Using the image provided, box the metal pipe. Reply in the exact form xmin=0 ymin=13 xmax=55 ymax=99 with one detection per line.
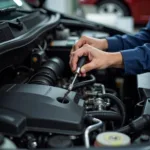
xmin=84 ymin=118 xmax=103 ymax=148
xmin=99 ymin=84 xmax=110 ymax=107
xmin=100 ymin=84 xmax=105 ymax=94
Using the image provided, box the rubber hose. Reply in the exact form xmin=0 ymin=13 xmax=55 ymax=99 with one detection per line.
xmin=117 ymin=125 xmax=131 ymax=134
xmin=117 ymin=115 xmax=150 ymax=134
xmin=29 ymin=57 xmax=64 ymax=86
xmin=72 ymin=74 xmax=96 ymax=90
xmin=86 ymin=110 xmax=122 ymax=122
xmin=99 ymin=93 xmax=126 ymax=126
xmin=105 ymin=88 xmax=117 ymax=96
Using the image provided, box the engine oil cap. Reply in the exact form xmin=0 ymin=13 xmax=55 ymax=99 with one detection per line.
xmin=94 ymin=132 xmax=131 ymax=147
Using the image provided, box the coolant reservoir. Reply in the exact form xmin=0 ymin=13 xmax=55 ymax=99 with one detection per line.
xmin=94 ymin=132 xmax=131 ymax=147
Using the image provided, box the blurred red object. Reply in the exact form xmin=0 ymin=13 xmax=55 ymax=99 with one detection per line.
xmin=78 ymin=0 xmax=150 ymax=25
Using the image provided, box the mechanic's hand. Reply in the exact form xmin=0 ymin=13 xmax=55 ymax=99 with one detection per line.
xmin=70 ymin=44 xmax=123 ymax=76
xmin=71 ymin=36 xmax=108 ymax=53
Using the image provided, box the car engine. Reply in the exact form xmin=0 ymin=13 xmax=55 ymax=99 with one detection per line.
xmin=0 ymin=6 xmax=150 ymax=150
xmin=0 ymin=57 xmax=126 ymax=149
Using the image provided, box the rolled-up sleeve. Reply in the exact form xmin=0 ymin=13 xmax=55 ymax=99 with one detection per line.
xmin=120 ymin=43 xmax=150 ymax=74
xmin=106 ymin=21 xmax=150 ymax=52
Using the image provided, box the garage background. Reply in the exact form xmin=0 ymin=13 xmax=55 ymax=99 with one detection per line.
xmin=42 ymin=0 xmax=147 ymax=34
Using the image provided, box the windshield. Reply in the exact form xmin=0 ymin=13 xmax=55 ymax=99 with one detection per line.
xmin=0 ymin=0 xmax=32 ymax=11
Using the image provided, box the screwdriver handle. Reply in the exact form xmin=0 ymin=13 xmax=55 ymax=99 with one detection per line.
xmin=69 ymin=56 xmax=88 ymax=90
xmin=77 ymin=56 xmax=88 ymax=68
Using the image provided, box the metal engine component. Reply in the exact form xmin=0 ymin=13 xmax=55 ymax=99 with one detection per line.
xmin=94 ymin=98 xmax=105 ymax=111
xmin=21 ymin=134 xmax=37 ymax=149
xmin=84 ymin=83 xmax=111 ymax=111
xmin=59 ymin=78 xmax=113 ymax=112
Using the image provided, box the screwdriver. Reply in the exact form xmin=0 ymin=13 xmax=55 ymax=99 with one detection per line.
xmin=62 ymin=56 xmax=88 ymax=102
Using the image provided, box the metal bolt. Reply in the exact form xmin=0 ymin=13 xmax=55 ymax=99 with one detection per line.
xmin=28 ymin=141 xmax=37 ymax=149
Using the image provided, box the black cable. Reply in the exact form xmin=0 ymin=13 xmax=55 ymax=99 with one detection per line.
xmin=99 ymin=93 xmax=126 ymax=127
xmin=15 ymin=66 xmax=33 ymax=72
xmin=38 ymin=40 xmax=47 ymax=51
xmin=105 ymin=88 xmax=117 ymax=96
xmin=86 ymin=110 xmax=122 ymax=122
xmin=0 ymin=65 xmax=14 ymax=74
xmin=72 ymin=74 xmax=96 ymax=90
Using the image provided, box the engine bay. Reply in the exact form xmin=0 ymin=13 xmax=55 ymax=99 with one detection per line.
xmin=0 ymin=6 xmax=150 ymax=149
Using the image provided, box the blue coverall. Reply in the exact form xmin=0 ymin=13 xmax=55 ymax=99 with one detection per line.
xmin=106 ymin=21 xmax=150 ymax=75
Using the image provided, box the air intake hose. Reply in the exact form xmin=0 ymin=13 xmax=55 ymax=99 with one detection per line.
xmin=29 ymin=57 xmax=64 ymax=86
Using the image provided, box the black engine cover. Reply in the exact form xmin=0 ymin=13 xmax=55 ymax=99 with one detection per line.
xmin=0 ymin=84 xmax=85 ymax=137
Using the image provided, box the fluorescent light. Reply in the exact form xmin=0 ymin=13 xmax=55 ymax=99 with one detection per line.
xmin=13 ymin=0 xmax=23 ymax=6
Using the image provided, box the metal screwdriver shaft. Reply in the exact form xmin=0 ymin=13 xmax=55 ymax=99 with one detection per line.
xmin=68 ymin=73 xmax=78 ymax=91
xmin=62 ymin=56 xmax=87 ymax=102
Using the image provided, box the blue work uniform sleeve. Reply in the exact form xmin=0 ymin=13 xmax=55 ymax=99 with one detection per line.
xmin=106 ymin=21 xmax=150 ymax=52
xmin=120 ymin=43 xmax=150 ymax=75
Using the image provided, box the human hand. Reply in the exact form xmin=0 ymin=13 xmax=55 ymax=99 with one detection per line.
xmin=70 ymin=44 xmax=123 ymax=76
xmin=71 ymin=36 xmax=108 ymax=53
